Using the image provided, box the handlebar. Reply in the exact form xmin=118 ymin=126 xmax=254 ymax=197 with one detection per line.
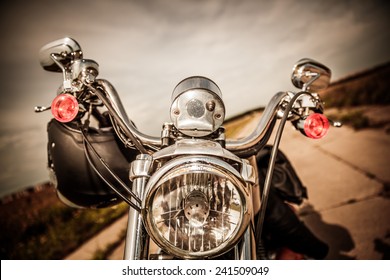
xmin=38 ymin=37 xmax=332 ymax=158
xmin=87 ymin=80 xmax=159 ymax=154
xmin=38 ymin=39 xmax=333 ymax=158
xmin=92 ymin=79 xmax=290 ymax=157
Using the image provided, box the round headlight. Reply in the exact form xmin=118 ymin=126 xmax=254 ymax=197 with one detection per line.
xmin=143 ymin=156 xmax=251 ymax=259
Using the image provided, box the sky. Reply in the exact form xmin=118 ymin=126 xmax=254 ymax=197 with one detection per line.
xmin=0 ymin=0 xmax=389 ymax=197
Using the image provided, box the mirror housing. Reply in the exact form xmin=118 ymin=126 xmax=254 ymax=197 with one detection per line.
xmin=291 ymin=58 xmax=331 ymax=91
xmin=39 ymin=37 xmax=83 ymax=72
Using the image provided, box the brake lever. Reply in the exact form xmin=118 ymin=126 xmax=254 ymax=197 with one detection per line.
xmin=34 ymin=105 xmax=51 ymax=113
xmin=328 ymin=118 xmax=343 ymax=127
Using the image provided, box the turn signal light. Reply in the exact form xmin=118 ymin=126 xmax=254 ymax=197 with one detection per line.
xmin=303 ymin=113 xmax=329 ymax=139
xmin=51 ymin=94 xmax=79 ymax=123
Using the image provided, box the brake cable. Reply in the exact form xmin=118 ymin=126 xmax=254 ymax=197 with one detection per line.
xmin=255 ymin=91 xmax=313 ymax=258
xmin=79 ymin=121 xmax=141 ymax=212
xmin=86 ymin=84 xmax=149 ymax=154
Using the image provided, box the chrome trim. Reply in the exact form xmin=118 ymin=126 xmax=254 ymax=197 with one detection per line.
xmin=291 ymin=58 xmax=331 ymax=91
xmin=71 ymin=59 xmax=99 ymax=84
xmin=172 ymin=76 xmax=222 ymax=101
xmin=240 ymin=159 xmax=256 ymax=184
xmin=39 ymin=37 xmax=83 ymax=72
xmin=34 ymin=105 xmax=51 ymax=113
xmin=143 ymin=156 xmax=249 ymax=200
xmin=129 ymin=154 xmax=153 ymax=181
xmin=153 ymin=138 xmax=243 ymax=164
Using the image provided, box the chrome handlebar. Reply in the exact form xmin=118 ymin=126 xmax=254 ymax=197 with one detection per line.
xmin=226 ymin=91 xmax=288 ymax=156
xmin=94 ymin=80 xmax=161 ymax=149
xmin=38 ymin=37 xmax=332 ymax=157
xmin=93 ymin=78 xmax=289 ymax=157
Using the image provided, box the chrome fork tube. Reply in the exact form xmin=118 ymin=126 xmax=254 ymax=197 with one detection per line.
xmin=236 ymin=226 xmax=257 ymax=260
xmin=124 ymin=178 xmax=147 ymax=260
xmin=124 ymin=154 xmax=153 ymax=260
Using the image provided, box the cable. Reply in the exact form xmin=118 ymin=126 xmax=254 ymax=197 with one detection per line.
xmin=80 ymin=126 xmax=142 ymax=210
xmin=255 ymin=91 xmax=312 ymax=258
xmin=86 ymin=85 xmax=149 ymax=154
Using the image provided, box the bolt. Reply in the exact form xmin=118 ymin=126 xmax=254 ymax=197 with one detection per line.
xmin=206 ymin=100 xmax=216 ymax=111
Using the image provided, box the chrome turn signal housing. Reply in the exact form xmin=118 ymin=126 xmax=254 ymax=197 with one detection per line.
xmin=142 ymin=156 xmax=252 ymax=259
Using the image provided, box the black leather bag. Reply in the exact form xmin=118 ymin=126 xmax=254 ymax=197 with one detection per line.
xmin=47 ymin=119 xmax=138 ymax=208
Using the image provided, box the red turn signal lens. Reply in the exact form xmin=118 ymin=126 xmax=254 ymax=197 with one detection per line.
xmin=51 ymin=94 xmax=79 ymax=123
xmin=303 ymin=113 xmax=329 ymax=139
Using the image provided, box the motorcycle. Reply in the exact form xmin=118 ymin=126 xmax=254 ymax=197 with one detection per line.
xmin=35 ymin=37 xmax=339 ymax=260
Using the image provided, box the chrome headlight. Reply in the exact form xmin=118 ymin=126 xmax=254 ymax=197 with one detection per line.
xmin=142 ymin=156 xmax=252 ymax=259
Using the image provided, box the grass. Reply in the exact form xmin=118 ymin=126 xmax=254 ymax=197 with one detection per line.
xmin=327 ymin=109 xmax=371 ymax=130
xmin=321 ymin=62 xmax=390 ymax=108
xmin=0 ymin=196 xmax=129 ymax=260
xmin=224 ymin=110 xmax=263 ymax=138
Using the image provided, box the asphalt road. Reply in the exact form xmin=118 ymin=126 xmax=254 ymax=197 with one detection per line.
xmin=275 ymin=119 xmax=390 ymax=259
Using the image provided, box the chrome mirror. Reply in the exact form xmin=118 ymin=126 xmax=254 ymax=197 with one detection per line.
xmin=291 ymin=58 xmax=331 ymax=91
xmin=39 ymin=37 xmax=83 ymax=72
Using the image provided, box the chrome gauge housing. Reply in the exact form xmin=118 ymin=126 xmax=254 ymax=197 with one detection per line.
xmin=142 ymin=156 xmax=252 ymax=259
xmin=170 ymin=76 xmax=225 ymax=137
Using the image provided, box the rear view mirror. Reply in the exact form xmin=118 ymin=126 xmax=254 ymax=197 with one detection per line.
xmin=291 ymin=58 xmax=331 ymax=91
xmin=39 ymin=37 xmax=83 ymax=72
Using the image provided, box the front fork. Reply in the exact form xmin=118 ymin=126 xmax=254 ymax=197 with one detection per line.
xmin=124 ymin=154 xmax=152 ymax=260
xmin=235 ymin=226 xmax=257 ymax=259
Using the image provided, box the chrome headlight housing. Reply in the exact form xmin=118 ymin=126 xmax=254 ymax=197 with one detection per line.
xmin=142 ymin=156 xmax=252 ymax=259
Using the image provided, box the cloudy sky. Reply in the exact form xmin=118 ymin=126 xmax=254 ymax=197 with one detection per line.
xmin=0 ymin=0 xmax=389 ymax=197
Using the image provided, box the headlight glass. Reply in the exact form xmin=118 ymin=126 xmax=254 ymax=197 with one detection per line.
xmin=143 ymin=157 xmax=250 ymax=259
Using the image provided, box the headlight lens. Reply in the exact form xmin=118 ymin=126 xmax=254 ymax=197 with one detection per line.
xmin=143 ymin=157 xmax=251 ymax=259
